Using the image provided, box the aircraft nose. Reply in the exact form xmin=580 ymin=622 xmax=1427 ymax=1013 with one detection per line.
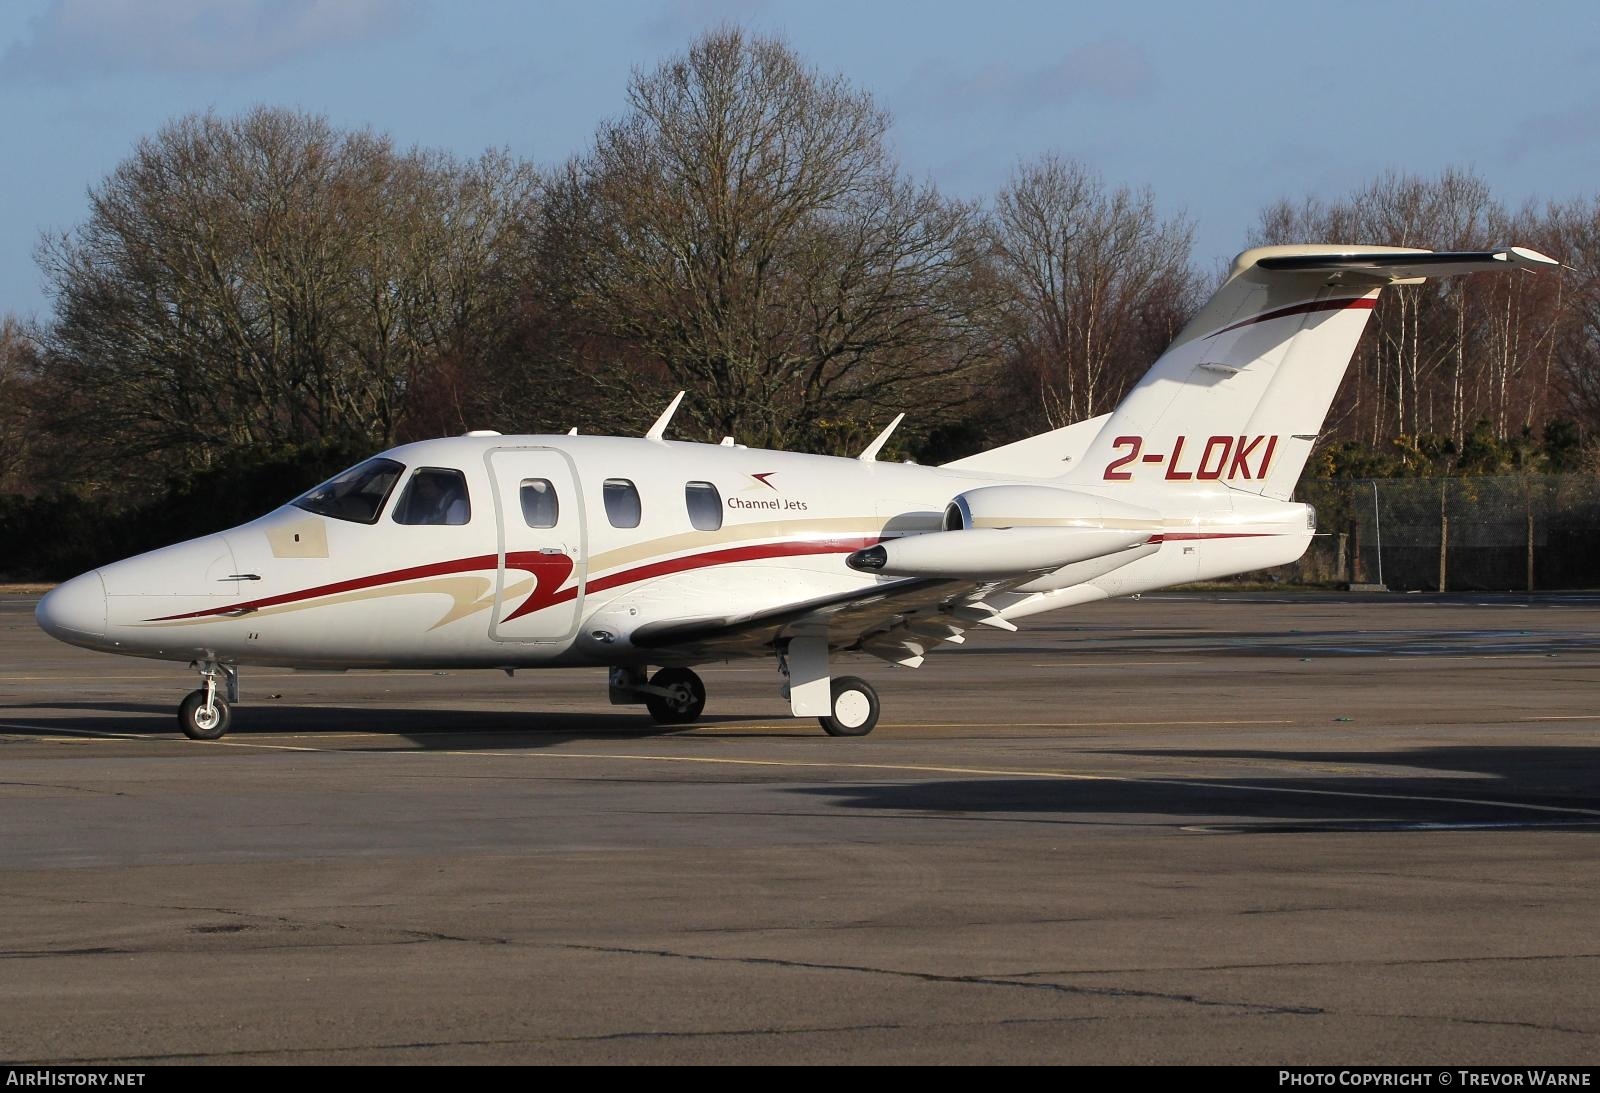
xmin=36 ymin=570 xmax=108 ymax=644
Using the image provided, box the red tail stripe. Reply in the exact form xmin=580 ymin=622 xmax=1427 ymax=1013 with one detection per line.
xmin=1205 ymin=296 xmax=1375 ymax=339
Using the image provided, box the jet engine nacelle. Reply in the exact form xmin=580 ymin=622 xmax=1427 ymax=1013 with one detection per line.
xmin=845 ymin=483 xmax=1165 ymax=583
xmin=942 ymin=483 xmax=1161 ymax=533
xmin=847 ymin=524 xmax=1153 ymax=579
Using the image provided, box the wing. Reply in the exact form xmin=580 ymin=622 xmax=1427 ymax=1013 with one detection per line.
xmin=630 ymin=574 xmax=1019 ymax=668
xmin=630 ymin=526 xmax=1159 ymax=667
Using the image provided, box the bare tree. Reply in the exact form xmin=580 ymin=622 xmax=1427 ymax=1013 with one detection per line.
xmin=990 ymin=156 xmax=1197 ymax=428
xmin=0 ymin=317 xmax=41 ymax=493
xmin=537 ymin=28 xmax=999 ymax=451
xmin=1252 ymin=168 xmax=1539 ymax=449
xmin=36 ymin=107 xmax=538 ymax=477
xmin=1544 ymin=196 xmax=1600 ymax=432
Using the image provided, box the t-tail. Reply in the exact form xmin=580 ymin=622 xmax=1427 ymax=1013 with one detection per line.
xmin=948 ymin=245 xmax=1559 ymax=493
xmin=1073 ymin=244 xmax=1559 ymax=497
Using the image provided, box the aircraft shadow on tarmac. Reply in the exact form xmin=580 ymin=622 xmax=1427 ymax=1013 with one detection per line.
xmin=8 ymin=703 xmax=1600 ymax=829
xmin=1 ymin=701 xmax=767 ymax=745
xmin=790 ymin=745 xmax=1600 ymax=832
xmin=959 ymin=627 xmax=1600 ymax=658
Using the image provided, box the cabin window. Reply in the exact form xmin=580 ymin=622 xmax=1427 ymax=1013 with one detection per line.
xmin=393 ymin=468 xmax=472 ymax=526
xmin=603 ymin=478 xmax=642 ymax=528
xmin=685 ymin=481 xmax=722 ymax=531
xmin=520 ymin=478 xmax=559 ymax=528
xmin=292 ymin=457 xmax=405 ymax=525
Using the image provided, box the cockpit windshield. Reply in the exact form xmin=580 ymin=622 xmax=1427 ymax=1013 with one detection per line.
xmin=292 ymin=458 xmax=405 ymax=524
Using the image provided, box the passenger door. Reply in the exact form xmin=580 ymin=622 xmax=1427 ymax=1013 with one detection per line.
xmin=485 ymin=447 xmax=587 ymax=642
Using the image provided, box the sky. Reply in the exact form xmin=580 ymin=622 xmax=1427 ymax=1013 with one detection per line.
xmin=1 ymin=0 xmax=1598 ymax=320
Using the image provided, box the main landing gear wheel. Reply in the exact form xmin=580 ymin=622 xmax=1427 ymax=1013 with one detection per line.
xmin=819 ymin=676 xmax=879 ymax=737
xmin=178 ymin=688 xmax=231 ymax=740
xmin=645 ymin=667 xmax=706 ymax=725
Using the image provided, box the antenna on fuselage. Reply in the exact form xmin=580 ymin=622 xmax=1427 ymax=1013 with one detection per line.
xmin=567 ymin=427 xmax=578 ymax=435
xmin=857 ymin=413 xmax=906 ymax=462
xmin=644 ymin=391 xmax=685 ymax=441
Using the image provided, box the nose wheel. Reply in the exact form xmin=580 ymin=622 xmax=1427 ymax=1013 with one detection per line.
xmin=179 ymin=688 xmax=231 ymax=740
xmin=178 ymin=660 xmax=237 ymax=740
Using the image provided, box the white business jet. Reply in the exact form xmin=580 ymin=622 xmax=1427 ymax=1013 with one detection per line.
xmin=36 ymin=244 xmax=1557 ymax=739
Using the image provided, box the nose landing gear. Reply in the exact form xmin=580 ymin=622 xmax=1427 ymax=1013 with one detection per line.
xmin=178 ymin=660 xmax=237 ymax=740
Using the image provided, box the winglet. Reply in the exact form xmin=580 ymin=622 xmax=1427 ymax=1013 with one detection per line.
xmin=858 ymin=413 xmax=905 ymax=462
xmin=644 ymin=391 xmax=685 ymax=441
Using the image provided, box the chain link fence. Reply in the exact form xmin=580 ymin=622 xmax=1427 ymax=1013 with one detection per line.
xmin=1276 ymin=475 xmax=1600 ymax=591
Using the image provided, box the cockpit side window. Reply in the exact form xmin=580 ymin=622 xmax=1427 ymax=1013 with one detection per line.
xmin=393 ymin=468 xmax=472 ymax=526
xmin=603 ymin=478 xmax=642 ymax=529
xmin=292 ymin=457 xmax=405 ymax=525
xmin=685 ymin=481 xmax=723 ymax=531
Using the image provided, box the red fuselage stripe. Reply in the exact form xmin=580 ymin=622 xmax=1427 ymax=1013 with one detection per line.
xmin=500 ymin=537 xmax=880 ymax=622
xmin=592 ymin=538 xmax=878 ymax=596
xmin=150 ymin=552 xmax=508 ymax=621
xmin=147 ymin=538 xmax=880 ymax=623
xmin=147 ymin=531 xmax=1286 ymax=624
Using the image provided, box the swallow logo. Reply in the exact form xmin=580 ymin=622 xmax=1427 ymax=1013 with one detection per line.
xmin=730 ymin=471 xmax=808 ymax=511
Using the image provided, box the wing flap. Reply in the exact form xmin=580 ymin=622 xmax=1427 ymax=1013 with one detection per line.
xmin=631 ymin=574 xmax=1014 ymax=662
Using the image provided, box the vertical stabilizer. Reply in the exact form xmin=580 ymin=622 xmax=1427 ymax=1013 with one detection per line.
xmin=1065 ymin=245 xmax=1557 ymax=500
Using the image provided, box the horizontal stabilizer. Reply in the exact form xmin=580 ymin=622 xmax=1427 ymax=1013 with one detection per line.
xmin=942 ymin=413 xmax=1111 ymax=476
xmin=1254 ymin=247 xmax=1559 ymax=282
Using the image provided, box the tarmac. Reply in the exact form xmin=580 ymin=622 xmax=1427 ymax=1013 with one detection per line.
xmin=1 ymin=590 xmax=1598 ymax=1064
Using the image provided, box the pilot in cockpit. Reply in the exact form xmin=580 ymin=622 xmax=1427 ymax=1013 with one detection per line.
xmin=402 ymin=469 xmax=470 ymax=525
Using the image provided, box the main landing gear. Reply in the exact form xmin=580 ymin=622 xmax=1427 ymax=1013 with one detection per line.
xmin=178 ymin=660 xmax=237 ymax=740
xmin=819 ymin=677 xmax=880 ymax=737
xmin=642 ymin=667 xmax=706 ymax=725
xmin=610 ymin=665 xmax=707 ymax=726
xmin=611 ymin=659 xmax=883 ymax=736
xmin=781 ymin=637 xmax=882 ymax=737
